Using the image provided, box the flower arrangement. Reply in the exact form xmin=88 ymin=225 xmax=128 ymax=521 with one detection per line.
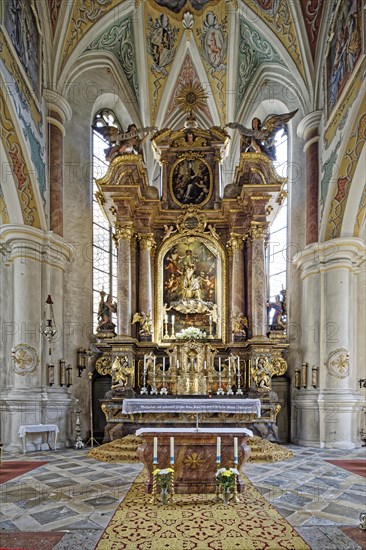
xmin=153 ymin=467 xmax=174 ymax=491
xmin=215 ymin=467 xmax=239 ymax=491
xmin=176 ymin=327 xmax=207 ymax=340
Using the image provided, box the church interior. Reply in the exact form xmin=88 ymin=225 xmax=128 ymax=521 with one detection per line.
xmin=0 ymin=0 xmax=365 ymax=548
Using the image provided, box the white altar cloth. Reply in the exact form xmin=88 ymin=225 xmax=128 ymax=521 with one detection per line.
xmin=136 ymin=427 xmax=254 ymax=437
xmin=122 ymin=398 xmax=261 ymax=417
xmin=18 ymin=424 xmax=59 ymax=453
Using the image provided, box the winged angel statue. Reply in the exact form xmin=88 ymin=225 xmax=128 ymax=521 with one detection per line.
xmin=226 ymin=110 xmax=298 ymax=160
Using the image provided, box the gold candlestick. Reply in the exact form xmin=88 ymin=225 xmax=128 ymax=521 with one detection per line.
xmin=150 ymin=463 xmax=158 ymax=504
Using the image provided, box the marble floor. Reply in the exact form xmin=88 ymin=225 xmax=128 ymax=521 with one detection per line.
xmin=0 ymin=445 xmax=365 ymax=549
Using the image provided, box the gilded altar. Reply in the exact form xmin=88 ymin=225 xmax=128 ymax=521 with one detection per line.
xmin=93 ymin=113 xmax=288 ymax=442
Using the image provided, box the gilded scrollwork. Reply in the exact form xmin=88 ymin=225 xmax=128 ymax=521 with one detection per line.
xmin=95 ymin=355 xmax=112 ymax=376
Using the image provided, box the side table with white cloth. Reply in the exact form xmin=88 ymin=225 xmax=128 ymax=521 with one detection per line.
xmin=18 ymin=424 xmax=59 ymax=453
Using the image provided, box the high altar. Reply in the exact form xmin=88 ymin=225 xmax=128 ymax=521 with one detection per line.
xmin=92 ymin=109 xmax=288 ymax=443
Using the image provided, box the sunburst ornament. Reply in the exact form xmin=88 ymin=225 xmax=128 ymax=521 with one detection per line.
xmin=175 ymin=81 xmax=208 ymax=115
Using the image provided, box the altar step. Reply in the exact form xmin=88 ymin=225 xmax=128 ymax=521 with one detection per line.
xmin=88 ymin=435 xmax=294 ymax=463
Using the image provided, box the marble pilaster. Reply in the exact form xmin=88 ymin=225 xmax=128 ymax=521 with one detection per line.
xmin=138 ymin=233 xmax=155 ymax=320
xmin=227 ymin=233 xmax=245 ymax=335
xmin=115 ymin=222 xmax=134 ymax=337
xmin=44 ymin=90 xmax=72 ymax=237
xmin=247 ymin=222 xmax=268 ymax=337
xmin=297 ymin=111 xmax=322 ymax=246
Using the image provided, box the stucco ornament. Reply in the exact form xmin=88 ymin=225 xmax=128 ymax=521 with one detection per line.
xmin=326 ymin=348 xmax=350 ymax=379
xmin=12 ymin=343 xmax=39 ymax=375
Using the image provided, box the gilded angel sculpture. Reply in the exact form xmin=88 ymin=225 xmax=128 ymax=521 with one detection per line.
xmin=226 ymin=110 xmax=298 ymax=160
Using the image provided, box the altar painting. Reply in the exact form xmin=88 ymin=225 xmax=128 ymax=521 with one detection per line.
xmin=170 ymin=158 xmax=212 ymax=206
xmin=162 ymin=239 xmax=221 ymax=336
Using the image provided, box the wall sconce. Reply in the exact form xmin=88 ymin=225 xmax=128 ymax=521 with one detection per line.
xmin=301 ymin=362 xmax=307 ymax=388
xmin=311 ymin=366 xmax=318 ymax=388
xmin=359 ymin=379 xmax=366 ymax=389
xmin=59 ymin=359 xmax=66 ymax=386
xmin=66 ymin=364 xmax=72 ymax=387
xmin=294 ymin=368 xmax=300 ymax=389
xmin=77 ymin=348 xmax=87 ymax=377
xmin=47 ymin=363 xmax=55 ymax=386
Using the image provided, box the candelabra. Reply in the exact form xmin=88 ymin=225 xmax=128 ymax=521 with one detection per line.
xmin=236 ymin=356 xmax=243 ymax=395
xmin=163 ymin=316 xmax=169 ymax=340
xmin=74 ymin=406 xmax=84 ymax=449
xmin=85 ymin=371 xmax=99 ymax=448
xmin=140 ymin=357 xmax=148 ymax=394
xmin=217 ymin=358 xmax=225 ymax=395
xmin=160 ymin=358 xmax=168 ymax=395
xmin=227 ymin=359 xmax=234 ymax=395
xmin=150 ymin=356 xmax=158 ymax=395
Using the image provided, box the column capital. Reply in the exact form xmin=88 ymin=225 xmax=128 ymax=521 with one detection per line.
xmin=226 ymin=233 xmax=243 ymax=255
xmin=44 ymin=89 xmax=72 ymax=125
xmin=297 ymin=110 xmax=322 ymax=141
xmin=138 ymin=233 xmax=155 ymax=251
xmin=246 ymin=221 xmax=268 ymax=241
xmin=114 ymin=222 xmax=134 ymax=243
xmin=293 ymin=238 xmax=366 ymax=278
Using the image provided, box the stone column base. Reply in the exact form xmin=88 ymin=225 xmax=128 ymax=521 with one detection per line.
xmin=292 ymin=389 xmax=364 ymax=449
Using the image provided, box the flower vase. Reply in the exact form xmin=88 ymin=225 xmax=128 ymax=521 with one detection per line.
xmin=223 ymin=487 xmax=231 ymax=505
xmin=161 ymin=487 xmax=169 ymax=505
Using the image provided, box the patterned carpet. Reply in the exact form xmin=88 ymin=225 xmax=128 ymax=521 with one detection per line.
xmin=96 ymin=470 xmax=310 ymax=550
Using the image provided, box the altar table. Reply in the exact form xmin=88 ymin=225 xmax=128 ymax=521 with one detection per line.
xmin=136 ymin=427 xmax=253 ymax=494
xmin=18 ymin=424 xmax=59 ymax=453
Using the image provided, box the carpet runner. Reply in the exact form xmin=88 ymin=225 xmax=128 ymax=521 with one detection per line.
xmin=0 ymin=461 xmax=48 ymax=484
xmin=0 ymin=532 xmax=64 ymax=550
xmin=89 ymin=435 xmax=294 ymax=464
xmin=96 ymin=470 xmax=310 ymax=550
xmin=325 ymin=459 xmax=366 ymax=478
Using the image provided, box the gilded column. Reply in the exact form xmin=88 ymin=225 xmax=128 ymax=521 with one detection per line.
xmin=44 ymin=90 xmax=72 ymax=237
xmin=115 ymin=222 xmax=134 ymax=336
xmin=247 ymin=222 xmax=268 ymax=337
xmin=138 ymin=233 xmax=155 ymax=318
xmin=297 ymin=111 xmax=322 ymax=245
xmin=227 ymin=233 xmax=245 ymax=336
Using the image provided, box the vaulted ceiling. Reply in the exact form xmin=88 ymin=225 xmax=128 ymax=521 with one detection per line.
xmin=46 ymin=0 xmax=330 ymax=130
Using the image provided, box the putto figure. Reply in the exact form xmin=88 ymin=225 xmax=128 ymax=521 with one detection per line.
xmin=226 ymin=110 xmax=298 ymax=160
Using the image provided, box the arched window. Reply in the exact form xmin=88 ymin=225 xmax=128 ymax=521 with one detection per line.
xmin=267 ymin=129 xmax=288 ymax=327
xmin=92 ymin=110 xmax=121 ymax=332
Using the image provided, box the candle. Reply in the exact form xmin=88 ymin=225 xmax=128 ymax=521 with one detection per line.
xmin=219 ymin=357 xmax=221 ymax=371
xmin=237 ymin=356 xmax=240 ymax=373
xmin=204 ymin=361 xmax=207 ymax=370
xmin=170 ymin=437 xmax=174 ymax=464
xmin=163 ymin=357 xmax=166 ymax=372
xmin=234 ymin=437 xmax=238 ymax=464
xmin=144 ymin=354 xmax=146 ymax=370
xmin=153 ymin=437 xmax=158 ymax=463
xmin=216 ymin=437 xmax=221 ymax=463
xmin=172 ymin=315 xmax=175 ymax=323
xmin=165 ymin=314 xmax=168 ymax=322
xmin=177 ymin=359 xmax=179 ymax=370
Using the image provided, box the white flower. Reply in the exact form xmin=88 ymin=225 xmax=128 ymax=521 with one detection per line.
xmin=215 ymin=468 xmax=227 ymax=476
xmin=229 ymin=468 xmax=239 ymax=475
xmin=176 ymin=327 xmax=206 ymax=340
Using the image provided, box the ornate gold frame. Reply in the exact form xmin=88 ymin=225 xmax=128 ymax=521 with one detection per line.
xmin=169 ymin=153 xmax=213 ymax=208
xmin=155 ymin=232 xmax=227 ymax=345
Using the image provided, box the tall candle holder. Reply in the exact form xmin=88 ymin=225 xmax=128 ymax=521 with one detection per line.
xmin=170 ymin=316 xmax=176 ymax=339
xmin=163 ymin=316 xmax=169 ymax=340
xmin=150 ymin=462 xmax=159 ymax=504
xmin=140 ymin=356 xmax=148 ymax=394
xmin=160 ymin=358 xmax=168 ymax=395
xmin=227 ymin=358 xmax=234 ymax=395
xmin=236 ymin=356 xmax=243 ymax=395
xmin=150 ymin=356 xmax=158 ymax=395
xmin=208 ymin=314 xmax=213 ymax=339
xmin=217 ymin=358 xmax=224 ymax=395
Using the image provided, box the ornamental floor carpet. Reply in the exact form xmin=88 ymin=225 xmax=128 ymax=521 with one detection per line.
xmin=96 ymin=471 xmax=310 ymax=550
xmin=0 ymin=461 xmax=48 ymax=484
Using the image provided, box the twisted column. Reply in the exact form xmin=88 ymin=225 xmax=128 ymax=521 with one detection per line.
xmin=115 ymin=222 xmax=134 ymax=336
